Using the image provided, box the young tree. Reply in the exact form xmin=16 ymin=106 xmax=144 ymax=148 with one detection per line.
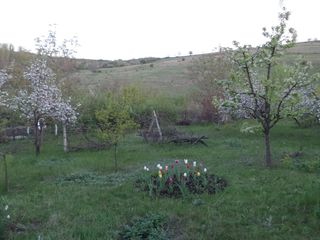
xmin=218 ymin=9 xmax=319 ymax=167
xmin=95 ymin=94 xmax=138 ymax=171
xmin=52 ymin=97 xmax=77 ymax=152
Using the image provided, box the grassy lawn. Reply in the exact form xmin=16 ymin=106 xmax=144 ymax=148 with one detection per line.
xmin=1 ymin=121 xmax=320 ymax=239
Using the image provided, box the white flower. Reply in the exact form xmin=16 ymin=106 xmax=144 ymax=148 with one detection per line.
xmin=4 ymin=205 xmax=8 ymax=211
xmin=184 ymin=159 xmax=188 ymax=164
xmin=146 ymin=168 xmax=150 ymax=171
xmin=183 ymin=172 xmax=187 ymax=177
xmin=193 ymin=161 xmax=197 ymax=167
xmin=6 ymin=215 xmax=10 ymax=219
xmin=204 ymin=168 xmax=207 ymax=173
xmin=156 ymin=164 xmax=161 ymax=169
xmin=144 ymin=166 xmax=147 ymax=171
xmin=159 ymin=166 xmax=163 ymax=170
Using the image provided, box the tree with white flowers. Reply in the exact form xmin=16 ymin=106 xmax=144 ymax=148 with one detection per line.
xmin=0 ymin=70 xmax=8 ymax=104
xmin=52 ymin=97 xmax=77 ymax=152
xmin=0 ymin=70 xmax=8 ymax=141
xmin=36 ymin=26 xmax=79 ymax=152
xmin=217 ymin=8 xmax=319 ymax=167
xmin=11 ymin=26 xmax=78 ymax=154
xmin=293 ymin=85 xmax=320 ymax=124
xmin=12 ymin=58 xmax=75 ymax=155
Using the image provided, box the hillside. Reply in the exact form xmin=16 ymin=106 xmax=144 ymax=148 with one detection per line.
xmin=70 ymin=41 xmax=320 ymax=96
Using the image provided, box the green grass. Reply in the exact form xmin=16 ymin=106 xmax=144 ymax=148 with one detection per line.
xmin=0 ymin=121 xmax=320 ymax=239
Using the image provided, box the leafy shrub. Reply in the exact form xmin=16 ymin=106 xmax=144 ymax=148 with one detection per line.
xmin=280 ymin=154 xmax=320 ymax=173
xmin=118 ymin=213 xmax=168 ymax=240
xmin=135 ymin=159 xmax=227 ymax=198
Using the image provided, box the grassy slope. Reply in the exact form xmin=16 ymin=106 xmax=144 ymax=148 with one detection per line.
xmin=73 ymin=57 xmax=195 ymax=97
xmin=72 ymin=41 xmax=320 ymax=96
xmin=1 ymin=121 xmax=320 ymax=239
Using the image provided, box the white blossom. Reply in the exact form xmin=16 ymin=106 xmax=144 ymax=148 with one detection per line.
xmin=12 ymin=58 xmax=77 ymax=124
xmin=0 ymin=70 xmax=8 ymax=106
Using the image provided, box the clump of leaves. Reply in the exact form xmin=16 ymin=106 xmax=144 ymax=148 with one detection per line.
xmin=135 ymin=159 xmax=227 ymax=198
xmin=118 ymin=213 xmax=168 ymax=240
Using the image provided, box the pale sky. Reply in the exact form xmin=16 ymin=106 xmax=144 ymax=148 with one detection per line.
xmin=1 ymin=0 xmax=319 ymax=60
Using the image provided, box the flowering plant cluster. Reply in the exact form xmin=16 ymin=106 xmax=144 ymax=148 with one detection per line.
xmin=136 ymin=159 xmax=227 ymax=198
xmin=0 ymin=198 xmax=10 ymax=239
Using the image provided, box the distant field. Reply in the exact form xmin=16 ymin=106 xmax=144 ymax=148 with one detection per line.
xmin=71 ymin=41 xmax=320 ymax=96
xmin=73 ymin=57 xmax=196 ymax=97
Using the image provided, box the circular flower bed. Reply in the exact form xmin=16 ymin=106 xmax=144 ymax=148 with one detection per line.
xmin=135 ymin=159 xmax=227 ymax=198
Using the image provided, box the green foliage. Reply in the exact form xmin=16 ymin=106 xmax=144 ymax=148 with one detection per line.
xmin=0 ymin=197 xmax=10 ymax=240
xmin=136 ymin=159 xmax=227 ymax=198
xmin=118 ymin=213 xmax=168 ymax=240
xmin=281 ymin=154 xmax=320 ymax=173
xmin=95 ymin=93 xmax=138 ymax=145
xmin=95 ymin=91 xmax=138 ymax=171
xmin=240 ymin=121 xmax=262 ymax=134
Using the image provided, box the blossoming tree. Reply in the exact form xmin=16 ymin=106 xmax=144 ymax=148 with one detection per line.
xmin=11 ymin=26 xmax=78 ymax=155
xmin=218 ymin=9 xmax=319 ymax=167
xmin=0 ymin=70 xmax=8 ymax=106
xmin=52 ymin=97 xmax=77 ymax=152
xmin=13 ymin=59 xmax=77 ymax=155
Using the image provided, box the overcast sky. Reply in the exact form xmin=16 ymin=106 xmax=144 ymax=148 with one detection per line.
xmin=1 ymin=0 xmax=319 ymax=60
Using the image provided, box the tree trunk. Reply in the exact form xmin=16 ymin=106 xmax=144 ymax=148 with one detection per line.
xmin=3 ymin=154 xmax=8 ymax=192
xmin=35 ymin=123 xmax=40 ymax=156
xmin=264 ymin=129 xmax=272 ymax=167
xmin=114 ymin=143 xmax=118 ymax=172
xmin=63 ymin=124 xmax=68 ymax=152
xmin=293 ymin=117 xmax=301 ymax=127
xmin=55 ymin=124 xmax=58 ymax=136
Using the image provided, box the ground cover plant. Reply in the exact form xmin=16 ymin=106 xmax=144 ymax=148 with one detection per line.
xmin=118 ymin=213 xmax=168 ymax=240
xmin=0 ymin=122 xmax=319 ymax=239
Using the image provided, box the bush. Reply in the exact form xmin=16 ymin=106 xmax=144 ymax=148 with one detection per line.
xmin=118 ymin=213 xmax=168 ymax=240
xmin=280 ymin=153 xmax=320 ymax=173
xmin=135 ymin=159 xmax=227 ymax=198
